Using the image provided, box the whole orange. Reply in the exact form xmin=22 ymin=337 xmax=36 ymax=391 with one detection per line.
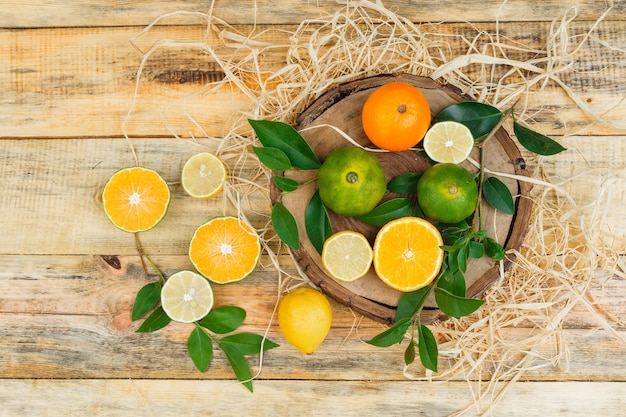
xmin=361 ymin=81 xmax=431 ymax=152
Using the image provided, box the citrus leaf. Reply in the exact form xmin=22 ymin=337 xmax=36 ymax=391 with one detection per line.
xmin=433 ymin=102 xmax=503 ymax=138
xmin=218 ymin=341 xmax=254 ymax=392
xmin=387 ymin=173 xmax=420 ymax=194
xmin=513 ymin=121 xmax=566 ymax=156
xmin=356 ymin=198 xmax=412 ymax=227
xmin=484 ymin=237 xmax=505 ymax=261
xmin=199 ymin=306 xmax=246 ymax=334
xmin=404 ymin=338 xmax=416 ymax=366
xmin=249 ymin=119 xmax=321 ymax=170
xmin=131 ymin=281 xmax=161 ymax=321
xmin=271 ymin=202 xmax=300 ymax=250
xmin=252 ymin=146 xmax=292 ymax=171
xmin=135 ymin=306 xmax=171 ymax=333
xmin=395 ymin=285 xmax=432 ymax=322
xmin=435 ymin=287 xmax=485 ymax=318
xmin=219 ymin=332 xmax=280 ymax=355
xmin=305 ymin=190 xmax=332 ymax=254
xmin=418 ymin=324 xmax=438 ymax=372
xmin=483 ymin=176 xmax=515 ymax=215
xmin=469 ymin=240 xmax=484 ymax=258
xmin=366 ymin=318 xmax=412 ymax=347
xmin=437 ymin=267 xmax=466 ymax=298
xmin=188 ymin=327 xmax=213 ymax=372
xmin=272 ymin=176 xmax=299 ymax=193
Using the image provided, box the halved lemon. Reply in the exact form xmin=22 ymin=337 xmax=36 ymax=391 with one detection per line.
xmin=321 ymin=230 xmax=373 ymax=282
xmin=423 ymin=121 xmax=474 ymax=164
xmin=161 ymin=270 xmax=214 ymax=323
xmin=181 ymin=152 xmax=227 ymax=199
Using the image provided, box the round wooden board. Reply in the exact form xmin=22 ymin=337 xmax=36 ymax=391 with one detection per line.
xmin=271 ymin=74 xmax=533 ymax=325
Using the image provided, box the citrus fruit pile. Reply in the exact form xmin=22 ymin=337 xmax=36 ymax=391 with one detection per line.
xmin=314 ymin=80 xmax=478 ymax=293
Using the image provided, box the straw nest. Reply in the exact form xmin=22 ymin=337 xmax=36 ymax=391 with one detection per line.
xmin=123 ymin=0 xmax=625 ymax=414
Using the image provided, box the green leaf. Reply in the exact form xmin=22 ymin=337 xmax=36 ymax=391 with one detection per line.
xmin=188 ymin=327 xmax=213 ymax=372
xmin=469 ymin=240 xmax=485 ymax=258
xmin=272 ymin=176 xmax=300 ymax=193
xmin=131 ymin=281 xmax=162 ymax=321
xmin=437 ymin=267 xmax=466 ymax=298
xmin=249 ymin=119 xmax=321 ymax=170
xmin=434 ymin=102 xmax=503 ymax=138
xmin=252 ymin=146 xmax=292 ymax=171
xmin=483 ymin=176 xmax=515 ymax=215
xmin=305 ymin=190 xmax=332 ymax=254
xmin=404 ymin=338 xmax=416 ymax=366
xmin=356 ymin=198 xmax=412 ymax=227
xmin=513 ymin=121 xmax=566 ymax=156
xmin=219 ymin=332 xmax=280 ymax=355
xmin=435 ymin=287 xmax=485 ymax=318
xmin=456 ymin=243 xmax=469 ymax=273
xmin=199 ymin=306 xmax=246 ymax=334
xmin=484 ymin=237 xmax=505 ymax=261
xmin=366 ymin=318 xmax=412 ymax=347
xmin=418 ymin=324 xmax=438 ymax=372
xmin=387 ymin=173 xmax=420 ymax=194
xmin=271 ymin=202 xmax=300 ymax=249
xmin=395 ymin=286 xmax=432 ymax=322
xmin=136 ymin=306 xmax=171 ymax=333
xmin=218 ymin=341 xmax=254 ymax=392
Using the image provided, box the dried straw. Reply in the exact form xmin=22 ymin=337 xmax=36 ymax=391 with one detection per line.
xmin=123 ymin=0 xmax=625 ymax=414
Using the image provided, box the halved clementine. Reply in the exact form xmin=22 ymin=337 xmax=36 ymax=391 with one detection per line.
xmin=102 ymin=166 xmax=171 ymax=233
xmin=372 ymin=217 xmax=444 ymax=292
xmin=189 ymin=216 xmax=261 ymax=284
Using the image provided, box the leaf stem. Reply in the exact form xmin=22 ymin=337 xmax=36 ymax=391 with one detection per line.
xmin=134 ymin=233 xmax=166 ymax=284
xmin=473 ymin=103 xmax=517 ymax=232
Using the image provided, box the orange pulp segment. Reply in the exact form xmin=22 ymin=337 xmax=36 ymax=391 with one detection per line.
xmin=189 ymin=216 xmax=261 ymax=284
xmin=373 ymin=217 xmax=444 ymax=292
xmin=102 ymin=166 xmax=170 ymax=233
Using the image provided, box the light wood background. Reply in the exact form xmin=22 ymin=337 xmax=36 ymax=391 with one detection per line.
xmin=1 ymin=1 xmax=625 ymax=416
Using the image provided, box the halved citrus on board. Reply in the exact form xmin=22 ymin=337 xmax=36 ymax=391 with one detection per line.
xmin=161 ymin=270 xmax=214 ymax=323
xmin=189 ymin=216 xmax=261 ymax=284
xmin=102 ymin=166 xmax=170 ymax=233
xmin=181 ymin=152 xmax=227 ymax=199
xmin=372 ymin=217 xmax=444 ymax=292
xmin=322 ymin=230 xmax=373 ymax=282
xmin=422 ymin=121 xmax=474 ymax=164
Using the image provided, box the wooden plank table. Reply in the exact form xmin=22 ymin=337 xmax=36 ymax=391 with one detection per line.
xmin=1 ymin=1 xmax=625 ymax=415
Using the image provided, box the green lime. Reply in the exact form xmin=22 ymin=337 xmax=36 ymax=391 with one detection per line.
xmin=417 ymin=163 xmax=478 ymax=224
xmin=317 ymin=146 xmax=386 ymax=217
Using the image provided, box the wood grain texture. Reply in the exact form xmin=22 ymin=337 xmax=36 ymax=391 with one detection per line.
xmin=0 ymin=379 xmax=624 ymax=416
xmin=0 ymin=0 xmax=623 ymax=27
xmin=2 ymin=20 xmax=626 ymax=138
xmin=0 ymin=136 xmax=623 ymax=256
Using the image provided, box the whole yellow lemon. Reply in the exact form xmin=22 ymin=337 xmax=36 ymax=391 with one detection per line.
xmin=278 ymin=287 xmax=332 ymax=354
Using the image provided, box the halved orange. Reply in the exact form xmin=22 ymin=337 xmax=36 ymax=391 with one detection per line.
xmin=372 ymin=217 xmax=444 ymax=292
xmin=102 ymin=167 xmax=171 ymax=233
xmin=189 ymin=216 xmax=261 ymax=284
